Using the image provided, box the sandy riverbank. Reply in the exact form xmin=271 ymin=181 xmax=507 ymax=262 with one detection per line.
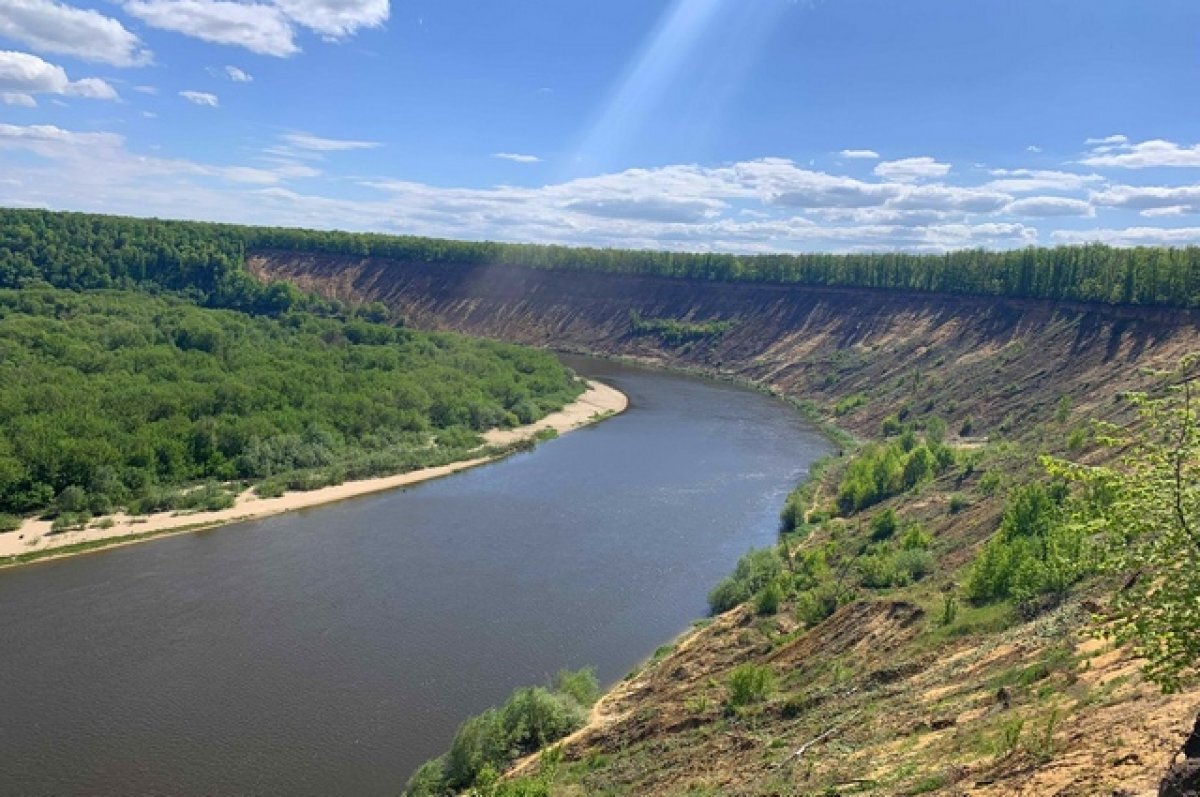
xmin=0 ymin=380 xmax=627 ymax=565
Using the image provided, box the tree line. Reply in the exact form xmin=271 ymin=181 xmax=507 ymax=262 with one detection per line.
xmin=3 ymin=208 xmax=1200 ymax=309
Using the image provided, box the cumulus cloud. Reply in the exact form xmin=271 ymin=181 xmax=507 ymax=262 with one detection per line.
xmin=180 ymin=89 xmax=219 ymax=106
xmin=984 ymin=169 xmax=1102 ymax=194
xmin=224 ymin=65 xmax=252 ymax=81
xmin=873 ymin=156 xmax=951 ymax=182
xmin=125 ymin=0 xmax=299 ymax=57
xmin=889 ymin=185 xmax=1010 ymax=214
xmin=1004 ymin=196 xmax=1094 ymax=218
xmin=1 ymin=91 xmax=36 ymax=106
xmin=271 ymin=0 xmax=388 ymax=38
xmin=3 ymin=123 xmax=1200 ymax=253
xmin=1080 ymin=138 xmax=1200 ymax=168
xmin=122 ymin=0 xmax=388 ymax=56
xmin=0 ymin=51 xmax=118 ymax=106
xmin=840 ymin=149 xmax=879 ymax=160
xmin=493 ymin=152 xmax=541 ymax=163
xmin=1052 ymin=226 xmax=1200 ymax=247
xmin=1091 ymin=184 xmax=1200 ymax=216
xmin=281 ymin=132 xmax=380 ymax=151
xmin=0 ymin=0 xmax=150 ymax=66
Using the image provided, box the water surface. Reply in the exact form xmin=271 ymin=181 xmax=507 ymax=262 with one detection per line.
xmin=0 ymin=356 xmax=828 ymax=795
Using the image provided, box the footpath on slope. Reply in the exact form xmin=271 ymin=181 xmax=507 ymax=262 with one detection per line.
xmin=0 ymin=380 xmax=627 ymax=566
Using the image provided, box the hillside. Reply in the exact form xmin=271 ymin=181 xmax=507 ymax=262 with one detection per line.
xmin=252 ymin=250 xmax=1200 ymax=796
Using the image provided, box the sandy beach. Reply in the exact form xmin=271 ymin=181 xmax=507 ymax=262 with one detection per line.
xmin=0 ymin=379 xmax=627 ymax=565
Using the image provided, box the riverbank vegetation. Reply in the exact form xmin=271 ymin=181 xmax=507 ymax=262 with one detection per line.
xmin=403 ymin=669 xmax=599 ymax=797
xmin=5 ymin=208 xmax=1200 ymax=309
xmin=0 ymin=288 xmax=582 ymax=521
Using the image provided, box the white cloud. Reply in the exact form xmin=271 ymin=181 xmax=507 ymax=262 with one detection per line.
xmin=1091 ymin=184 xmax=1200 ymax=215
xmin=1026 ymin=145 xmax=1042 ymax=153
xmin=1004 ymin=196 xmax=1094 ymax=218
xmin=134 ymin=84 xmax=158 ymax=95
xmin=1 ymin=91 xmax=35 ymax=106
xmin=0 ymin=123 xmax=122 ymax=153
xmin=121 ymin=0 xmax=388 ymax=56
xmin=1085 ymin=134 xmax=1128 ymax=146
xmin=0 ymin=51 xmax=118 ymax=102
xmin=839 ymin=149 xmax=879 ymax=160
xmin=125 ymin=0 xmax=299 ymax=57
xmin=224 ymin=65 xmax=252 ymax=81
xmin=5 ymin=126 xmax=1200 ymax=254
xmin=889 ymin=185 xmax=1011 ymax=214
xmin=1052 ymin=226 xmax=1200 ymax=247
xmin=873 ymin=156 xmax=951 ymax=182
xmin=281 ymin=132 xmax=380 ymax=151
xmin=180 ymin=89 xmax=219 ymax=106
xmin=984 ymin=169 xmax=1102 ymax=194
xmin=493 ymin=152 xmax=541 ymax=163
xmin=271 ymin=0 xmax=388 ymax=37
xmin=1080 ymin=138 xmax=1200 ymax=168
xmin=0 ymin=0 xmax=150 ymax=66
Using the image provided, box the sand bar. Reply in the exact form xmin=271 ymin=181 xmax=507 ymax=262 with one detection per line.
xmin=0 ymin=380 xmax=627 ymax=565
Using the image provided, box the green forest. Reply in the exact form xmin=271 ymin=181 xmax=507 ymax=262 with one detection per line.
xmin=0 ymin=288 xmax=582 ymax=524
xmin=3 ymin=208 xmax=1200 ymax=309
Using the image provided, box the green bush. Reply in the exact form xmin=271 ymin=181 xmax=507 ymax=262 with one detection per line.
xmin=49 ymin=512 xmax=89 ymax=534
xmin=708 ymin=547 xmax=785 ymax=614
xmin=754 ymin=579 xmax=785 ymax=615
xmin=727 ymin=664 xmax=774 ymax=707
xmin=870 ymin=509 xmax=898 ymax=541
xmin=965 ymin=483 xmax=1088 ymax=605
xmin=795 ymin=581 xmax=849 ymax=628
xmin=403 ymin=670 xmax=593 ymax=797
xmin=0 ymin=513 xmax=21 ymax=532
xmin=836 ymin=439 xmax=953 ymax=515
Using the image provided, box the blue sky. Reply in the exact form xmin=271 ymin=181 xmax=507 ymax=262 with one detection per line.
xmin=1 ymin=0 xmax=1199 ymax=252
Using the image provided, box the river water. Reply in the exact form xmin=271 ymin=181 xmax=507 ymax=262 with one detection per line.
xmin=0 ymin=356 xmax=828 ymax=795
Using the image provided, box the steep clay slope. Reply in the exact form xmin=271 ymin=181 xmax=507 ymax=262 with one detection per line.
xmin=252 ymin=251 xmax=1200 ymax=795
xmin=251 ymin=251 xmax=1197 ymax=439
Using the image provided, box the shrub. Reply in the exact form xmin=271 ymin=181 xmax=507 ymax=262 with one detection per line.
xmin=403 ymin=670 xmax=592 ymax=796
xmin=795 ymin=582 xmax=848 ymax=628
xmin=708 ymin=547 xmax=785 ymax=614
xmin=978 ymin=471 xmax=1003 ymax=496
xmin=965 ymin=482 xmax=1088 ymax=605
xmin=833 ymin=393 xmax=868 ymax=416
xmin=948 ymin=494 xmax=970 ymax=514
xmin=0 ymin=513 xmax=21 ymax=533
xmin=50 ymin=512 xmax=89 ymax=534
xmin=727 ymin=664 xmax=774 ymax=707
xmin=899 ymin=522 xmax=932 ymax=550
xmin=870 ymin=508 xmax=898 ymax=541
xmin=881 ymin=414 xmax=904 ymax=436
xmin=755 ymin=579 xmax=785 ymax=615
xmin=837 ymin=440 xmax=953 ymax=515
xmin=551 ymin=668 xmax=600 ymax=708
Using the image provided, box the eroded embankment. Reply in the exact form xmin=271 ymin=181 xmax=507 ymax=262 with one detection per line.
xmin=253 ymin=250 xmax=1200 ymax=796
xmin=250 ymin=250 xmax=1200 ymax=439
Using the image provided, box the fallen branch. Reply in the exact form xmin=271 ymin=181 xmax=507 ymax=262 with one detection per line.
xmin=782 ymin=710 xmax=862 ymax=766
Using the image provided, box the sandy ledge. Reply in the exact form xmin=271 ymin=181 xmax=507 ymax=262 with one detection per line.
xmin=0 ymin=380 xmax=627 ymax=565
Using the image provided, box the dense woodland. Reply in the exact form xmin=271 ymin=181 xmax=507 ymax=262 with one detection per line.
xmin=3 ymin=208 xmax=1200 ymax=309
xmin=0 ymin=288 xmax=582 ymax=523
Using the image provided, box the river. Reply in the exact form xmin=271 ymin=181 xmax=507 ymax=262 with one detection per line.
xmin=0 ymin=356 xmax=829 ymax=795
